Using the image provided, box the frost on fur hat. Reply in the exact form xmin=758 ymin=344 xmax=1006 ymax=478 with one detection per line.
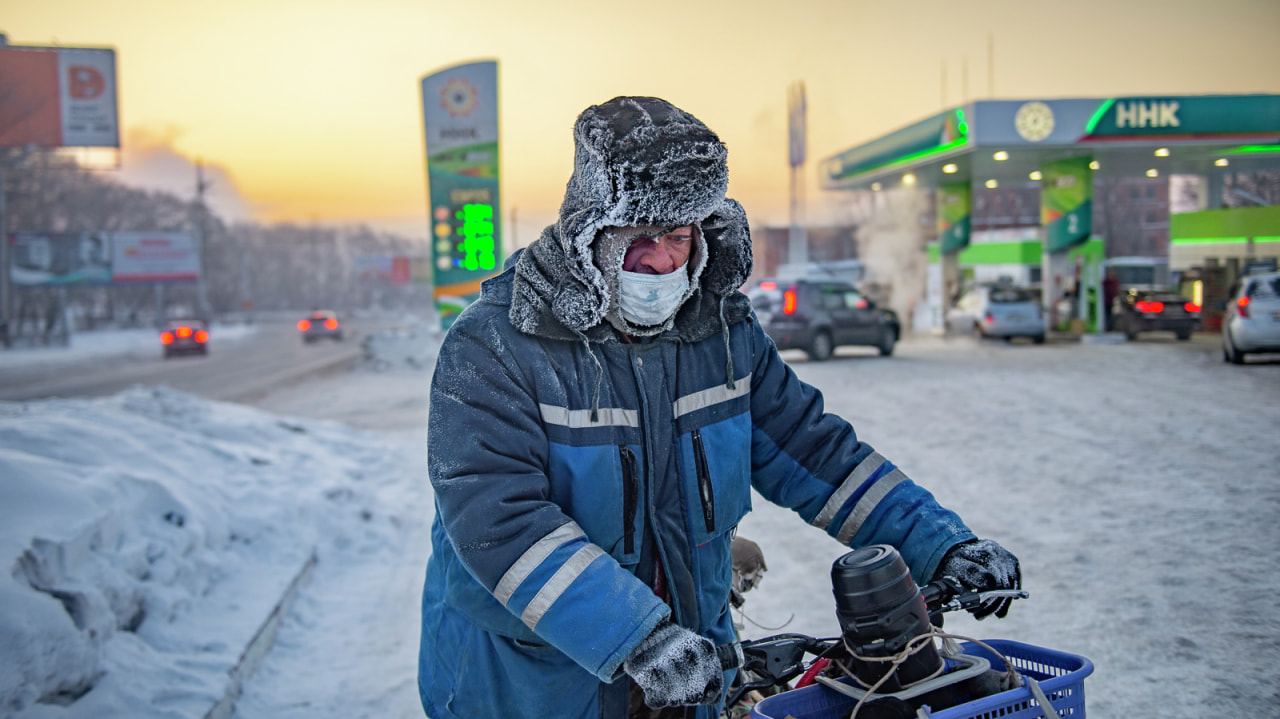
xmin=510 ymin=97 xmax=751 ymax=341
xmin=556 ymin=97 xmax=728 ymax=306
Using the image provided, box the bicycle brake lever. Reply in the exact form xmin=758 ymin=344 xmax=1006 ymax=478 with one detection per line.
xmin=740 ymin=634 xmax=830 ymax=685
xmin=939 ymin=589 xmax=1030 ymax=614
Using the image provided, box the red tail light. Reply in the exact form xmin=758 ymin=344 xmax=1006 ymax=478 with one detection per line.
xmin=984 ymin=312 xmax=994 ymax=322
xmin=783 ymin=289 xmax=797 ymax=315
xmin=298 ymin=320 xmax=311 ymax=331
xmin=1237 ymin=296 xmax=1251 ymax=318
xmin=160 ymin=332 xmax=174 ymax=345
xmin=759 ymin=281 xmax=777 ymax=290
xmin=176 ymin=326 xmax=192 ymax=338
xmin=325 ymin=318 xmax=339 ymax=330
xmin=854 ymin=298 xmax=870 ymax=309
xmin=1135 ymin=300 xmax=1164 ymax=313
xmin=1184 ymin=302 xmax=1200 ymax=314
xmin=195 ymin=330 xmax=209 ymax=343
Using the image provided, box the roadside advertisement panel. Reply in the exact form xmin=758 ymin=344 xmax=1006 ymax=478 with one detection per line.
xmin=0 ymin=45 xmax=119 ymax=148
xmin=421 ymin=59 xmax=500 ymax=329
xmin=1040 ymin=157 xmax=1093 ymax=253
xmin=356 ymin=255 xmax=419 ymax=285
xmin=57 ymin=48 xmax=120 ymax=147
xmin=111 ymin=232 xmax=200 ymax=283
xmin=937 ymin=182 xmax=972 ymax=255
xmin=9 ymin=232 xmax=113 ymax=285
xmin=355 ymin=254 xmax=394 ymax=283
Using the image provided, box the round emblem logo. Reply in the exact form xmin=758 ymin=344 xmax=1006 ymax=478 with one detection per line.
xmin=1014 ymin=102 xmax=1055 ymax=143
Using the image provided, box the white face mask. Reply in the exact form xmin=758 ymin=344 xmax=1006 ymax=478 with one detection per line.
xmin=618 ymin=268 xmax=689 ymax=326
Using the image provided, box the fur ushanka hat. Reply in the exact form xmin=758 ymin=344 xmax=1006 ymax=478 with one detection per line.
xmin=510 ymin=96 xmax=754 ymax=341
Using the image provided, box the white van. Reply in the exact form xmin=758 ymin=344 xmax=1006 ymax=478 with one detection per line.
xmin=1103 ymin=257 xmax=1170 ymax=291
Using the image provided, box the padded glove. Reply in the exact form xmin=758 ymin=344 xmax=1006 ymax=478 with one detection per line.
xmin=624 ymin=619 xmax=723 ymax=709
xmin=933 ymin=538 xmax=1021 ymax=620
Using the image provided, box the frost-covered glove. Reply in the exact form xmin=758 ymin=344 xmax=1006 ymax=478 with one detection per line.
xmin=624 ymin=619 xmax=723 ymax=709
xmin=933 ymin=538 xmax=1021 ymax=620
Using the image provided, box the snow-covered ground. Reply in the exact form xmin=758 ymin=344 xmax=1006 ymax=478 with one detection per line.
xmin=1 ymin=325 xmax=1277 ymax=718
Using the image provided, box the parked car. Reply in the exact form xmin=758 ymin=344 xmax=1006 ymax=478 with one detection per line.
xmin=1114 ymin=288 xmax=1199 ymax=341
xmin=948 ymin=284 xmax=1045 ymax=343
xmin=160 ymin=319 xmax=209 ymax=358
xmin=747 ymin=278 xmax=899 ymax=360
xmin=298 ymin=310 xmax=344 ymax=343
xmin=1221 ymin=270 xmax=1280 ymax=364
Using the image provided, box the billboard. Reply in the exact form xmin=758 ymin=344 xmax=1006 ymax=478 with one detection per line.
xmin=356 ymin=254 xmax=421 ymax=285
xmin=8 ymin=231 xmax=199 ymax=284
xmin=110 ymin=232 xmax=200 ymax=282
xmin=0 ymin=44 xmax=120 ymax=148
xmin=421 ymin=60 xmax=500 ymax=329
xmin=9 ymin=232 xmax=113 ymax=285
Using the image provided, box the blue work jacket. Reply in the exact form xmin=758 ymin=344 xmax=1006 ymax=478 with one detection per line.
xmin=418 ymin=269 xmax=974 ymax=719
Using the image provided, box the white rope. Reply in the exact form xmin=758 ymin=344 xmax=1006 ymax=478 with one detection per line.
xmin=839 ymin=628 xmax=1024 ymax=719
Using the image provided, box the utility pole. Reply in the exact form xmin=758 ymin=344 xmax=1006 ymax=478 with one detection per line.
xmin=988 ymin=33 xmax=995 ymax=98
xmin=940 ymin=61 xmax=947 ymax=108
xmin=194 ymin=160 xmax=212 ymax=321
xmin=0 ymin=163 xmax=9 ymax=348
xmin=788 ymin=81 xmax=808 ymax=268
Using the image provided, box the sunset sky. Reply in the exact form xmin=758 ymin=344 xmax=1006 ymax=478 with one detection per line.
xmin=4 ymin=0 xmax=1280 ymax=246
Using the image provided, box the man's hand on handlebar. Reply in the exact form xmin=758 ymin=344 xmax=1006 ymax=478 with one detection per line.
xmin=931 ymin=538 xmax=1022 ymax=620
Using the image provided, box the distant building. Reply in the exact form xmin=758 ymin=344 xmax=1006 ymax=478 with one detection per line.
xmin=752 ymin=225 xmax=858 ymax=281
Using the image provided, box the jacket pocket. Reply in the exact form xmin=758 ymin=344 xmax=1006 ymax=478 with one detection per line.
xmin=619 ymin=445 xmax=639 ymax=555
xmin=691 ymin=429 xmax=716 ymax=535
xmin=681 ymin=415 xmax=752 ymax=545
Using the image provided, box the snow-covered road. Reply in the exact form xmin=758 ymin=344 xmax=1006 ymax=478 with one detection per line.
xmin=3 ymin=327 xmax=1277 ymax=718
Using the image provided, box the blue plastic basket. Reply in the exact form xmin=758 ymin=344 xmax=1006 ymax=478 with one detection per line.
xmin=750 ymin=640 xmax=1093 ymax=719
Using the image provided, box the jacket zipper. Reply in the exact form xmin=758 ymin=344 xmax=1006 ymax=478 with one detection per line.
xmin=691 ymin=429 xmax=715 ymax=533
xmin=619 ymin=446 xmax=638 ymax=555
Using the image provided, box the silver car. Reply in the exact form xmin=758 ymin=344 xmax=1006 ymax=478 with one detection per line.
xmin=1222 ymin=270 xmax=1280 ymax=364
xmin=948 ymin=284 xmax=1045 ymax=343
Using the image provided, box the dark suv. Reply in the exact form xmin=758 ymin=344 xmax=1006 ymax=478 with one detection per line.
xmin=748 ymin=278 xmax=899 ymax=360
xmin=1114 ymin=288 xmax=1200 ymax=340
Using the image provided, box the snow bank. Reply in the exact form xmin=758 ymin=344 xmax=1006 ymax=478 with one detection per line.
xmin=0 ymin=386 xmax=419 ymax=717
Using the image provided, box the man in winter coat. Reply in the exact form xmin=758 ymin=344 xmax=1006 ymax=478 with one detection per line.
xmin=418 ymin=96 xmax=1021 ymax=719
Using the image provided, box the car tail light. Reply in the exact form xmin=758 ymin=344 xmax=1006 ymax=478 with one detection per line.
xmin=176 ymin=326 xmax=193 ymax=338
xmin=759 ymin=281 xmax=777 ymax=291
xmin=298 ymin=320 xmax=311 ymax=331
xmin=160 ymin=332 xmax=174 ymax=345
xmin=1135 ymin=300 xmax=1164 ymax=313
xmin=984 ymin=312 xmax=994 ymax=323
xmin=1237 ymin=296 xmax=1251 ymax=318
xmin=195 ymin=330 xmax=209 ymax=343
xmin=325 ymin=318 xmax=339 ymax=330
xmin=783 ymin=289 xmax=797 ymax=315
xmin=1184 ymin=302 xmax=1200 ymax=314
xmin=854 ymin=298 xmax=869 ymax=309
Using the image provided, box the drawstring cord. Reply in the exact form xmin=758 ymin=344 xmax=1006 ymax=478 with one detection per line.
xmin=572 ymin=327 xmax=604 ymax=422
xmin=718 ymin=295 xmax=735 ymax=390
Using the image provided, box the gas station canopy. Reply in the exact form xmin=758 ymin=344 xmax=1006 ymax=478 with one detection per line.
xmin=820 ymin=94 xmax=1280 ymax=192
